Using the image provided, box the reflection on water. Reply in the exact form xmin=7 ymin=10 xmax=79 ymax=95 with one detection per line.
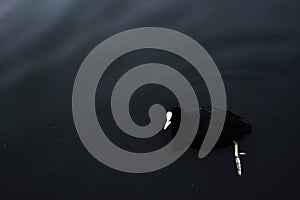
xmin=0 ymin=0 xmax=299 ymax=199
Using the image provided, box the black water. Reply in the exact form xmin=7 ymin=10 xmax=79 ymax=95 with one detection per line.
xmin=1 ymin=0 xmax=299 ymax=199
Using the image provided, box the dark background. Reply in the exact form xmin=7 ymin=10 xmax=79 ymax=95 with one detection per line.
xmin=0 ymin=0 xmax=299 ymax=199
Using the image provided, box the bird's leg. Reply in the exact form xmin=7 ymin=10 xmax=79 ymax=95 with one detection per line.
xmin=233 ymin=141 xmax=247 ymax=176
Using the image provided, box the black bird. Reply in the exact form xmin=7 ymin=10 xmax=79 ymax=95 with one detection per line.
xmin=164 ymin=106 xmax=252 ymax=175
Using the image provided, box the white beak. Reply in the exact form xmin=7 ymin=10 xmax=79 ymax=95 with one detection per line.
xmin=163 ymin=111 xmax=172 ymax=130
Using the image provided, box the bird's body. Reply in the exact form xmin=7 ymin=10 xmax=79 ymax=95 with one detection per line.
xmin=165 ymin=106 xmax=252 ymax=150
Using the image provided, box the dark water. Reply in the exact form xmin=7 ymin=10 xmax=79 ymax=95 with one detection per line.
xmin=1 ymin=0 xmax=299 ymax=199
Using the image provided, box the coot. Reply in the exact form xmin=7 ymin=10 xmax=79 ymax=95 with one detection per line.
xmin=164 ymin=106 xmax=252 ymax=175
